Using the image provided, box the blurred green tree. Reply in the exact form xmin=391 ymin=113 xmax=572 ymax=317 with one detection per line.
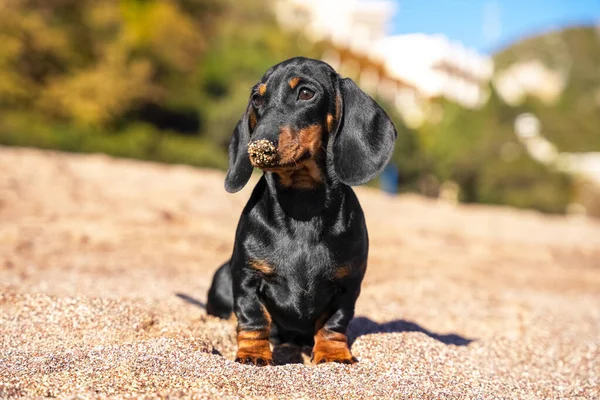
xmin=404 ymin=87 xmax=573 ymax=213
xmin=0 ymin=0 xmax=320 ymax=168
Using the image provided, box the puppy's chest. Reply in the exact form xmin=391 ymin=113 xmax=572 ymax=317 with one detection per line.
xmin=257 ymin=241 xmax=337 ymax=323
xmin=260 ymin=239 xmax=334 ymax=281
xmin=245 ymin=216 xmax=362 ymax=282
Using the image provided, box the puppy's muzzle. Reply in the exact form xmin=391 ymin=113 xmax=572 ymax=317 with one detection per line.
xmin=248 ymin=140 xmax=278 ymax=167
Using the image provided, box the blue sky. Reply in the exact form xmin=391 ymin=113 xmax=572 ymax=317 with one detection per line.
xmin=390 ymin=0 xmax=600 ymax=53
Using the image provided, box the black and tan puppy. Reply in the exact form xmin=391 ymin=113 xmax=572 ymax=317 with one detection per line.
xmin=206 ymin=57 xmax=397 ymax=366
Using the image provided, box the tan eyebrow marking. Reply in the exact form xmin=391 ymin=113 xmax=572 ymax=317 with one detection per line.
xmin=258 ymin=83 xmax=267 ymax=96
xmin=249 ymin=259 xmax=274 ymax=275
xmin=334 ymin=265 xmax=350 ymax=279
xmin=289 ymin=77 xmax=301 ymax=89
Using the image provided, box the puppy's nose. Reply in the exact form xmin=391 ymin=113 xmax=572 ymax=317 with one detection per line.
xmin=248 ymin=139 xmax=278 ymax=167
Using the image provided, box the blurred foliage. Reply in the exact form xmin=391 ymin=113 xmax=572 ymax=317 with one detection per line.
xmin=384 ymin=83 xmax=573 ymax=213
xmin=0 ymin=112 xmax=228 ymax=168
xmin=0 ymin=0 xmax=321 ymax=168
xmin=494 ymin=26 xmax=600 ymax=152
xmin=386 ymin=86 xmax=573 ymax=214
xmin=383 ymin=26 xmax=598 ymax=214
xmin=0 ymin=1 xmax=586 ymax=213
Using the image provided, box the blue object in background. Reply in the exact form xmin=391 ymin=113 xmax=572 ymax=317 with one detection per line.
xmin=380 ymin=163 xmax=399 ymax=194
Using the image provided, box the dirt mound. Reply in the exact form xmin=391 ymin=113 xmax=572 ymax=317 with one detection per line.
xmin=1 ymin=147 xmax=599 ymax=398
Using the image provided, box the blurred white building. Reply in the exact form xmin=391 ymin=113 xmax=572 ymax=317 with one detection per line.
xmin=274 ymin=0 xmax=393 ymax=52
xmin=494 ymin=60 xmax=567 ymax=106
xmin=273 ymin=0 xmax=494 ymax=127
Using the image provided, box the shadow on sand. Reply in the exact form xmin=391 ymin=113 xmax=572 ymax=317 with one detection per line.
xmin=348 ymin=316 xmax=474 ymax=346
xmin=175 ymin=292 xmax=207 ymax=309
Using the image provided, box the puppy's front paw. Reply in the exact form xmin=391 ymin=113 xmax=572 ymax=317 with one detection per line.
xmin=311 ymin=346 xmax=357 ymax=365
xmin=235 ymin=330 xmax=274 ymax=367
xmin=235 ymin=349 xmax=274 ymax=366
xmin=311 ymin=329 xmax=357 ymax=365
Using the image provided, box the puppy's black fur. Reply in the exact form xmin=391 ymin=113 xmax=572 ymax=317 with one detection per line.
xmin=207 ymin=57 xmax=397 ymax=366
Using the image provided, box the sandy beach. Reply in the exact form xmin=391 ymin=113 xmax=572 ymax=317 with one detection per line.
xmin=1 ymin=147 xmax=599 ymax=399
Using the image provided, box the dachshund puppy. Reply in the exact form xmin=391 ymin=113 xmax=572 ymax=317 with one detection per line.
xmin=206 ymin=57 xmax=397 ymax=366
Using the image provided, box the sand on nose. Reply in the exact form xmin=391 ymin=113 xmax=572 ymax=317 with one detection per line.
xmin=248 ymin=139 xmax=277 ymax=166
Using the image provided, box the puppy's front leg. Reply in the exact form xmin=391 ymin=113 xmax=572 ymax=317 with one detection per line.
xmin=233 ymin=268 xmax=273 ymax=366
xmin=312 ymin=282 xmax=361 ymax=365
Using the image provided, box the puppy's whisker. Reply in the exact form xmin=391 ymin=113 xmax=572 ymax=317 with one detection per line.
xmin=320 ymin=145 xmax=332 ymax=158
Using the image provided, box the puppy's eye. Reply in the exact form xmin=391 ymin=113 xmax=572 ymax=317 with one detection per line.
xmin=298 ymin=88 xmax=315 ymax=101
xmin=252 ymin=94 xmax=264 ymax=108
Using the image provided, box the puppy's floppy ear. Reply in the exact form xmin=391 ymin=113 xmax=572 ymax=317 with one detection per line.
xmin=224 ymin=103 xmax=254 ymax=193
xmin=330 ymin=77 xmax=397 ymax=186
